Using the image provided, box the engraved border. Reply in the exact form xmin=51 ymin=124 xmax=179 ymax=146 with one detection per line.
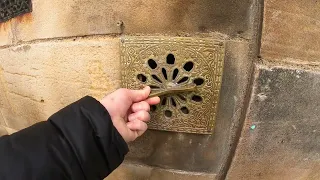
xmin=120 ymin=36 xmax=225 ymax=134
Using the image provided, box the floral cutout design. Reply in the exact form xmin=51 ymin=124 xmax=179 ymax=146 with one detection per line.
xmin=137 ymin=53 xmax=205 ymax=118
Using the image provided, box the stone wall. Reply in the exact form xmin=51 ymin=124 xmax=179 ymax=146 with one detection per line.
xmin=226 ymin=0 xmax=320 ymax=179
xmin=0 ymin=0 xmax=319 ymax=179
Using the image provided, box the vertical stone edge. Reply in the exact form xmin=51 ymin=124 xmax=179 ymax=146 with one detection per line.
xmin=218 ymin=0 xmax=265 ymax=179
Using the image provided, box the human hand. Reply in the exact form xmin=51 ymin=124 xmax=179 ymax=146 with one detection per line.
xmin=100 ymin=86 xmax=160 ymax=143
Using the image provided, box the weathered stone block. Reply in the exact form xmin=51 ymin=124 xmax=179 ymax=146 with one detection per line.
xmin=261 ymin=0 xmax=320 ymax=62
xmin=0 ymin=125 xmax=8 ymax=137
xmin=226 ymin=65 xmax=320 ymax=180
xmin=0 ymin=37 xmax=120 ymax=130
xmin=0 ymin=0 xmax=256 ymax=46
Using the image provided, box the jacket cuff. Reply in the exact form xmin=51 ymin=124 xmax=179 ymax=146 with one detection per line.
xmin=49 ymin=96 xmax=129 ymax=178
xmin=80 ymin=96 xmax=129 ymax=159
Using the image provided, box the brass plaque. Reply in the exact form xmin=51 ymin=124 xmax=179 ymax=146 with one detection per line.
xmin=120 ymin=36 xmax=225 ymax=134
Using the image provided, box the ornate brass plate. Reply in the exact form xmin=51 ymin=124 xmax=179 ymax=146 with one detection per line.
xmin=120 ymin=36 xmax=225 ymax=134
xmin=0 ymin=0 xmax=32 ymax=23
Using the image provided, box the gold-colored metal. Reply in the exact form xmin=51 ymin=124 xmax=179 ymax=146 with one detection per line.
xmin=120 ymin=36 xmax=225 ymax=134
xmin=149 ymin=83 xmax=197 ymax=98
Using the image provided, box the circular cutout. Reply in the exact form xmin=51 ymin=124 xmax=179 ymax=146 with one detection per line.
xmin=148 ymin=59 xmax=157 ymax=69
xmin=137 ymin=74 xmax=147 ymax=82
xmin=192 ymin=95 xmax=203 ymax=102
xmin=183 ymin=61 xmax=194 ymax=72
xmin=180 ymin=107 xmax=189 ymax=114
xmin=165 ymin=110 xmax=173 ymax=118
xmin=193 ymin=78 xmax=204 ymax=86
xmin=166 ymin=54 xmax=175 ymax=64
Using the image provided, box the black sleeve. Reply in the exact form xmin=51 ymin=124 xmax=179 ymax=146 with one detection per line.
xmin=0 ymin=96 xmax=129 ymax=180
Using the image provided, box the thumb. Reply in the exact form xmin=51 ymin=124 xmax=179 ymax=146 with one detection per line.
xmin=128 ymin=86 xmax=151 ymax=102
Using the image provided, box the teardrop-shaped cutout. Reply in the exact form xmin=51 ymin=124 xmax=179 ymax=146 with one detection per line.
xmin=194 ymin=78 xmax=204 ymax=86
xmin=171 ymin=97 xmax=177 ymax=107
xmin=148 ymin=59 xmax=157 ymax=69
xmin=172 ymin=68 xmax=179 ymax=80
xmin=152 ymin=74 xmax=162 ymax=83
xmin=150 ymin=85 xmax=160 ymax=89
xmin=192 ymin=95 xmax=203 ymax=102
xmin=137 ymin=74 xmax=147 ymax=82
xmin=183 ymin=61 xmax=194 ymax=72
xmin=162 ymin=68 xmax=168 ymax=80
xmin=180 ymin=107 xmax=189 ymax=114
xmin=166 ymin=54 xmax=175 ymax=64
xmin=161 ymin=97 xmax=167 ymax=106
xmin=177 ymin=77 xmax=189 ymax=84
xmin=150 ymin=105 xmax=157 ymax=112
xmin=177 ymin=94 xmax=186 ymax=101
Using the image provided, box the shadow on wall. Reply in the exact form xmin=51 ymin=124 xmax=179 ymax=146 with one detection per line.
xmin=65 ymin=0 xmax=251 ymax=37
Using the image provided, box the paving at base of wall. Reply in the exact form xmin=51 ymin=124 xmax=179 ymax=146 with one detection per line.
xmin=106 ymin=162 xmax=216 ymax=180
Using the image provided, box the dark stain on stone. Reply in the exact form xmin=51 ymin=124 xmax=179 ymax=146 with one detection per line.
xmin=198 ymin=25 xmax=207 ymax=32
xmin=22 ymin=45 xmax=31 ymax=52
xmin=0 ymin=20 xmax=10 ymax=31
xmin=11 ymin=45 xmax=31 ymax=52
xmin=15 ymin=12 xmax=33 ymax=23
xmin=66 ymin=0 xmax=252 ymax=37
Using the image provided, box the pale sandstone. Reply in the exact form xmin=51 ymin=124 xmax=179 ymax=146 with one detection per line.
xmin=3 ymin=125 xmax=17 ymax=135
xmin=0 ymin=0 xmax=253 ymax=46
xmin=261 ymin=0 xmax=320 ymax=62
xmin=0 ymin=125 xmax=7 ymax=136
xmin=0 ymin=37 xmax=120 ymax=130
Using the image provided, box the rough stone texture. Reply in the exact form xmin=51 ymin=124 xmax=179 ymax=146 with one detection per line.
xmin=106 ymin=163 xmax=216 ymax=180
xmin=126 ymin=40 xmax=253 ymax=175
xmin=0 ymin=125 xmax=8 ymax=137
xmin=2 ymin=125 xmax=17 ymax=135
xmin=0 ymin=0 xmax=263 ymax=178
xmin=0 ymin=0 xmax=255 ymax=46
xmin=226 ymin=65 xmax=320 ymax=180
xmin=261 ymin=0 xmax=320 ymax=62
xmin=0 ymin=37 xmax=120 ymax=130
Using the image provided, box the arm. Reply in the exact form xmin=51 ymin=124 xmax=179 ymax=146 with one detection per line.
xmin=0 ymin=87 xmax=160 ymax=180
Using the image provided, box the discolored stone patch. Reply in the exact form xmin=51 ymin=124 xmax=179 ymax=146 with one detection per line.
xmin=226 ymin=65 xmax=320 ymax=180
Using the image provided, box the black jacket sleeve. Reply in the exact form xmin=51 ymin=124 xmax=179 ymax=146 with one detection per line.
xmin=0 ymin=96 xmax=129 ymax=180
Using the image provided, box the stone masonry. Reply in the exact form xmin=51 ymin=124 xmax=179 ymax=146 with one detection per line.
xmin=0 ymin=0 xmax=319 ymax=179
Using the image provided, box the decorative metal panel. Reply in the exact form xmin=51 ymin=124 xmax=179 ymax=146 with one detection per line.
xmin=0 ymin=0 xmax=32 ymax=23
xmin=120 ymin=36 xmax=225 ymax=134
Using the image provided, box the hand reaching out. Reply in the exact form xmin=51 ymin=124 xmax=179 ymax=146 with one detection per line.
xmin=99 ymin=86 xmax=160 ymax=143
